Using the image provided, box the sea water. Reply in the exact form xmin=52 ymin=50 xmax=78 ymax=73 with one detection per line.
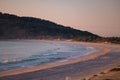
xmin=0 ymin=40 xmax=96 ymax=71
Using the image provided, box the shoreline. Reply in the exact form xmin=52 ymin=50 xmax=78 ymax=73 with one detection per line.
xmin=0 ymin=41 xmax=120 ymax=80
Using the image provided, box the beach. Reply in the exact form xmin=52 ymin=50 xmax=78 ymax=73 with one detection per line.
xmin=0 ymin=41 xmax=120 ymax=80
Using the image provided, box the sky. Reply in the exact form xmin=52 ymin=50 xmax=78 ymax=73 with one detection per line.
xmin=0 ymin=0 xmax=120 ymax=37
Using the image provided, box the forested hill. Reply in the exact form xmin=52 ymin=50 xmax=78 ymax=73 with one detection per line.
xmin=0 ymin=12 xmax=100 ymax=41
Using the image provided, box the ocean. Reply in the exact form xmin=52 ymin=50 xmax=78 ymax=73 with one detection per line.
xmin=0 ymin=40 xmax=96 ymax=71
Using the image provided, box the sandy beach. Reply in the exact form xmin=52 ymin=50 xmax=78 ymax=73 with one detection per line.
xmin=0 ymin=41 xmax=120 ymax=80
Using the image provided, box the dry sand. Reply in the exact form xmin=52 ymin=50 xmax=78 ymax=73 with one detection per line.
xmin=0 ymin=41 xmax=120 ymax=80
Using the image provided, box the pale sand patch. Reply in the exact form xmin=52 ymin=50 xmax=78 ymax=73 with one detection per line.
xmin=0 ymin=41 xmax=120 ymax=80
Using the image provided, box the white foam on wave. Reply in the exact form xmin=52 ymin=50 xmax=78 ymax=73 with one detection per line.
xmin=57 ymin=59 xmax=68 ymax=63
xmin=42 ymin=52 xmax=58 ymax=56
xmin=0 ymin=59 xmax=22 ymax=64
xmin=1 ymin=60 xmax=9 ymax=64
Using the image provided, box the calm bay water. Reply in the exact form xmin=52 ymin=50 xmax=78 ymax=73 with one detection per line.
xmin=0 ymin=40 xmax=96 ymax=71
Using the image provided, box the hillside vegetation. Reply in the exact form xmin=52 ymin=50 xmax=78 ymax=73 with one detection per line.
xmin=0 ymin=12 xmax=99 ymax=41
xmin=0 ymin=12 xmax=120 ymax=44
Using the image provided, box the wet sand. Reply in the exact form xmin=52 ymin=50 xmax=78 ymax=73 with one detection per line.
xmin=0 ymin=41 xmax=120 ymax=80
